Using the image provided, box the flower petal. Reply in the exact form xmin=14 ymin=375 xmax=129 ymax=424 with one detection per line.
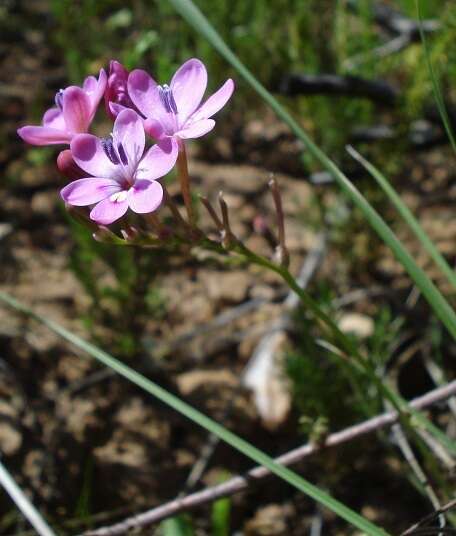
xmin=83 ymin=68 xmax=107 ymax=119
xmin=171 ymin=58 xmax=207 ymax=125
xmin=136 ymin=138 xmax=178 ymax=181
xmin=17 ymin=125 xmax=71 ymax=146
xmin=191 ymin=79 xmax=234 ymax=122
xmin=90 ymin=197 xmax=129 ymax=225
xmin=70 ymin=134 xmax=118 ymax=177
xmin=144 ymin=118 xmax=165 ymax=140
xmin=61 ymin=177 xmax=121 ymax=206
xmin=128 ymin=180 xmax=163 ymax=214
xmin=176 ymin=119 xmax=215 ymax=140
xmin=113 ymin=109 xmax=145 ymax=169
xmin=128 ymin=69 xmax=162 ymax=118
xmin=43 ymin=107 xmax=66 ymax=130
xmin=63 ymin=86 xmax=92 ymax=133
xmin=108 ymin=101 xmax=129 ymax=118
xmin=83 ymin=69 xmax=107 ymax=101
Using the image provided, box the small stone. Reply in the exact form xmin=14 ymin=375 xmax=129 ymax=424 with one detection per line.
xmin=338 ymin=313 xmax=374 ymax=338
xmin=0 ymin=422 xmax=22 ymax=455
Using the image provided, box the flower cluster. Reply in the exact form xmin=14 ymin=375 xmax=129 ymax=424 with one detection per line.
xmin=18 ymin=59 xmax=234 ymax=226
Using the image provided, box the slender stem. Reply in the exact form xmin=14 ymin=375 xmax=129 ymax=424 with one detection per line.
xmin=199 ymin=195 xmax=224 ymax=231
xmin=218 ymin=191 xmax=235 ymax=247
xmin=163 ymin=185 xmax=190 ymax=229
xmin=232 ymin=240 xmax=456 ymax=455
xmin=0 ymin=457 xmax=56 ymax=536
xmin=269 ymin=177 xmax=289 ymax=267
xmin=176 ymin=142 xmax=195 ymax=224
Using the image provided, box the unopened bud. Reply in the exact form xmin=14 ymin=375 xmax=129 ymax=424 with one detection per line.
xmin=57 ymin=150 xmax=85 ymax=181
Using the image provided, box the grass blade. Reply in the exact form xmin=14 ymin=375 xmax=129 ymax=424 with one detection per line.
xmin=0 ymin=290 xmax=389 ymax=536
xmin=416 ymin=0 xmax=456 ymax=155
xmin=167 ymin=0 xmax=456 ymax=342
xmin=0 ymin=456 xmax=57 ymax=536
xmin=347 ymin=145 xmax=456 ymax=290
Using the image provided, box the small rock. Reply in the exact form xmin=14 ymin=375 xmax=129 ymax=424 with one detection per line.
xmin=338 ymin=313 xmax=374 ymax=338
xmin=0 ymin=422 xmax=22 ymax=455
xmin=206 ymin=270 xmax=251 ymax=303
xmin=176 ymin=369 xmax=238 ymax=396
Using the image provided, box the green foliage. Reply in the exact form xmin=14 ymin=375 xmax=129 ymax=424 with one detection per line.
xmin=161 ymin=515 xmax=194 ymax=536
xmin=211 ymin=473 xmax=231 ymax=536
xmin=286 ymin=313 xmax=363 ymax=431
xmin=67 ymin=218 xmax=167 ymax=360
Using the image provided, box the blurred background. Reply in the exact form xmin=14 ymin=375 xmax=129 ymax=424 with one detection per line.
xmin=1 ymin=0 xmax=456 ymax=534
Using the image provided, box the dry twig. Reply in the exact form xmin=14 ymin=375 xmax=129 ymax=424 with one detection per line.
xmin=81 ymin=380 xmax=456 ymax=536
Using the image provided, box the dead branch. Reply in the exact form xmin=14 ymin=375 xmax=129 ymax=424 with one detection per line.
xmin=81 ymin=380 xmax=456 ymax=536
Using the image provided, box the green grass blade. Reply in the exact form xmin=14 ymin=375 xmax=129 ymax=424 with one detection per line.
xmin=167 ymin=0 xmax=456 ymax=342
xmin=0 ymin=457 xmax=57 ymax=536
xmin=347 ymin=145 xmax=456 ymax=290
xmin=161 ymin=515 xmax=194 ymax=536
xmin=0 ymin=291 xmax=389 ymax=536
xmin=416 ymin=0 xmax=456 ymax=155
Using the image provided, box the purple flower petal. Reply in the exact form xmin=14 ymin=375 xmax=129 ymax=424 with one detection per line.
xmin=17 ymin=125 xmax=71 ymax=146
xmin=82 ymin=69 xmax=107 ymax=117
xmin=171 ymin=59 xmax=207 ymax=125
xmin=71 ymin=134 xmax=118 ymax=177
xmin=61 ymin=177 xmax=121 ymax=206
xmin=43 ymin=107 xmax=66 ymax=130
xmin=63 ymin=86 xmax=92 ymax=133
xmin=136 ymin=138 xmax=178 ymax=181
xmin=128 ymin=69 xmax=162 ymax=118
xmin=144 ymin=118 xmax=165 ymax=140
xmin=191 ymin=79 xmax=234 ymax=122
xmin=90 ymin=196 xmax=129 ymax=225
xmin=176 ymin=119 xmax=215 ymax=140
xmin=113 ymin=109 xmax=145 ymax=169
xmin=128 ymin=179 xmax=163 ymax=214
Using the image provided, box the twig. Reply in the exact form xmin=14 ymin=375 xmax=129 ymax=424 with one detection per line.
xmin=388 ymin=417 xmax=444 ymax=525
xmin=0 ymin=456 xmax=56 ymax=536
xmin=81 ymin=380 xmax=456 ymax=536
xmin=402 ymin=499 xmax=456 ymax=536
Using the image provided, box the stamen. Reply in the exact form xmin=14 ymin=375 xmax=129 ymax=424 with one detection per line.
xmin=101 ymin=136 xmax=120 ymax=165
xmin=117 ymin=142 xmax=129 ymax=166
xmin=54 ymin=89 xmax=64 ymax=110
xmin=158 ymin=84 xmax=178 ymax=114
xmin=109 ymin=190 xmax=128 ymax=203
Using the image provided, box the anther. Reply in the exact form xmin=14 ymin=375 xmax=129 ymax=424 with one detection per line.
xmin=101 ymin=136 xmax=120 ymax=165
xmin=117 ymin=142 xmax=129 ymax=166
xmin=158 ymin=84 xmax=178 ymax=114
xmin=54 ymin=89 xmax=64 ymax=111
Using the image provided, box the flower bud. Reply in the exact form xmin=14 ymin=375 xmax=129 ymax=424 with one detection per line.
xmin=57 ymin=150 xmax=85 ymax=181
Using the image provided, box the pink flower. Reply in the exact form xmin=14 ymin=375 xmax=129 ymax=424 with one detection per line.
xmin=128 ymin=58 xmax=234 ymax=141
xmin=104 ymin=60 xmax=140 ymax=120
xmin=17 ymin=69 xmax=107 ymax=146
xmin=61 ymin=109 xmax=178 ymax=225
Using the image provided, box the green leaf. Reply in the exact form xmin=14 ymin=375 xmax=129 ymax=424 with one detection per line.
xmin=161 ymin=515 xmax=194 ymax=536
xmin=346 ymin=145 xmax=456 ymax=290
xmin=167 ymin=0 xmax=456 ymax=342
xmin=416 ymin=0 xmax=456 ymax=155
xmin=0 ymin=291 xmax=389 ymax=536
xmin=212 ymin=473 xmax=231 ymax=536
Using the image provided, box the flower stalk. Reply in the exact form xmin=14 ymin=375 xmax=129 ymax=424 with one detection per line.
xmin=268 ymin=177 xmax=289 ymax=267
xmin=176 ymin=142 xmax=195 ymax=225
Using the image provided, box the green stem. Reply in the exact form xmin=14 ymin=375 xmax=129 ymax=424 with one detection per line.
xmin=233 ymin=241 xmax=456 ymax=455
xmin=176 ymin=142 xmax=195 ymax=225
